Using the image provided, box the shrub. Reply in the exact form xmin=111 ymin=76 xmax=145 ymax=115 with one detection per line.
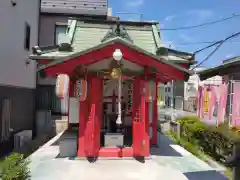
xmin=0 ymin=153 xmax=30 ymax=180
xmin=176 ymin=116 xmax=240 ymax=163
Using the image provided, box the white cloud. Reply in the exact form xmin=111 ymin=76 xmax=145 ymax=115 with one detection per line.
xmin=126 ymin=0 xmax=144 ymax=7
xmin=164 ymin=15 xmax=176 ymax=22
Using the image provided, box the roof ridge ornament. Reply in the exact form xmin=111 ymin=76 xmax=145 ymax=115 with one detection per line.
xmin=58 ymin=43 xmax=73 ymax=52
xmin=101 ymin=22 xmax=133 ymax=43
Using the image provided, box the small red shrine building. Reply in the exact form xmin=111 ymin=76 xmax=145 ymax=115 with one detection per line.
xmin=31 ymin=19 xmax=194 ymax=158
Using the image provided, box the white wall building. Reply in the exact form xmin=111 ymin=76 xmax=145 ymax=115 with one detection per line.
xmin=0 ymin=0 xmax=40 ymax=140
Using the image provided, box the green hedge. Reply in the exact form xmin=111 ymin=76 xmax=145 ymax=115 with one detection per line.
xmin=0 ymin=153 xmax=30 ymax=180
xmin=176 ymin=116 xmax=240 ymax=163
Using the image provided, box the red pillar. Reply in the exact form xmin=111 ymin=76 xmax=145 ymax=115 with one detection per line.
xmin=94 ymin=77 xmax=103 ymax=155
xmin=151 ymin=80 xmax=158 ymax=146
xmin=78 ymin=77 xmax=102 ymax=157
xmin=132 ymin=77 xmax=149 ymax=157
xmin=77 ymin=79 xmax=89 ymax=157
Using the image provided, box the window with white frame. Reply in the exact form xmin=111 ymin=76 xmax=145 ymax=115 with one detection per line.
xmin=55 ymin=24 xmax=68 ymax=45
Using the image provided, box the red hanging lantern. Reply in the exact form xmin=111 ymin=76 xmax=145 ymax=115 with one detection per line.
xmin=55 ymin=74 xmax=70 ymax=98
xmin=76 ymin=79 xmax=87 ymax=102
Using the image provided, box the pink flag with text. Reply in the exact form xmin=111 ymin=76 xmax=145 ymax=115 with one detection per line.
xmin=202 ymin=86 xmax=212 ymax=121
xmin=232 ymin=82 xmax=240 ymax=127
xmin=217 ymin=83 xmax=228 ymax=124
xmin=196 ymin=86 xmax=203 ymax=118
xmin=209 ymin=85 xmax=217 ymax=120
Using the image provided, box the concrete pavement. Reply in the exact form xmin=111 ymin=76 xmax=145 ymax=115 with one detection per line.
xmin=28 ymin=132 xmax=228 ymax=180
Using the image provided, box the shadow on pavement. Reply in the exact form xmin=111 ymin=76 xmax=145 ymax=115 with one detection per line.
xmin=184 ymin=170 xmax=228 ymax=180
xmin=151 ymin=133 xmax=182 ymax=157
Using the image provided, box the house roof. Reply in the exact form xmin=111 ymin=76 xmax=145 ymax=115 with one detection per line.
xmin=198 ymin=56 xmax=240 ymax=80
xmin=41 ymin=0 xmax=108 ymax=16
xmin=32 ymin=37 xmax=193 ymax=77
xmin=31 ymin=19 xmax=194 ymax=65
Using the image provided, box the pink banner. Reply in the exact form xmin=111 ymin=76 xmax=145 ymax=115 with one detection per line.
xmin=232 ymin=82 xmax=240 ymax=127
xmin=196 ymin=86 xmax=203 ymax=117
xmin=202 ymin=86 xmax=211 ymax=121
xmin=217 ymin=83 xmax=228 ymax=124
xmin=209 ymin=86 xmax=217 ymax=120
xmin=197 ymin=84 xmax=228 ymax=125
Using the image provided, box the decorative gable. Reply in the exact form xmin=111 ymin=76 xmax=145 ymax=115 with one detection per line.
xmin=101 ymin=22 xmax=133 ymax=43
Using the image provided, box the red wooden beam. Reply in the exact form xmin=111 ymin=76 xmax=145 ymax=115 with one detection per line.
xmin=42 ymin=42 xmax=188 ymax=81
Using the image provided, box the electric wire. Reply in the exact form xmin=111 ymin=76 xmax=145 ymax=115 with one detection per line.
xmin=192 ymin=31 xmax=240 ymax=70
xmin=161 ymin=13 xmax=240 ymax=31
xmin=174 ymin=40 xmax=240 ymax=45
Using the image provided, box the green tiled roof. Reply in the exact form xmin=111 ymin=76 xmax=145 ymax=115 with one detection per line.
xmin=30 ymin=19 xmax=194 ymax=65
xmin=71 ymin=21 xmax=160 ymax=54
xmin=72 ymin=23 xmax=110 ymax=52
xmin=127 ymin=29 xmax=157 ymax=54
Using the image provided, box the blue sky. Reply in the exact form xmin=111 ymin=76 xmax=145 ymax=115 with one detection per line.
xmin=108 ymin=0 xmax=240 ymax=68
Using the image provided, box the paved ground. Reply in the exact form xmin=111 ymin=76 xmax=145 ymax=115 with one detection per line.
xmin=158 ymin=107 xmax=196 ymax=120
xmin=29 ymin=132 xmax=228 ymax=180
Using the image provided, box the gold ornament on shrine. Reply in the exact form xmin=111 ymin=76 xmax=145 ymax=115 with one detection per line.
xmin=110 ymin=68 xmax=122 ymax=79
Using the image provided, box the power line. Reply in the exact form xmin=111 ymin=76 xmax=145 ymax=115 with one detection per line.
xmin=174 ymin=40 xmax=240 ymax=45
xmin=192 ymin=31 xmax=240 ymax=70
xmin=161 ymin=13 xmax=240 ymax=31
xmin=194 ymin=40 xmax=222 ymax=54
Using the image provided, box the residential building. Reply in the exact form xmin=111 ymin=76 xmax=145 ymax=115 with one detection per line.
xmin=39 ymin=0 xmax=109 ymax=46
xmin=159 ymin=49 xmax=195 ymax=110
xmin=0 ymin=0 xmax=40 ymax=143
xmin=36 ymin=0 xmax=110 ymax=135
